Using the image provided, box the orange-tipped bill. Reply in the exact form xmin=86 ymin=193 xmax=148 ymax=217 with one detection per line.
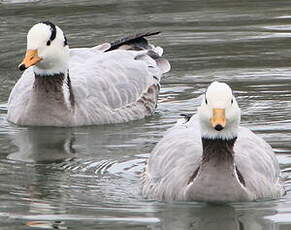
xmin=18 ymin=49 xmax=42 ymax=71
xmin=210 ymin=108 xmax=226 ymax=131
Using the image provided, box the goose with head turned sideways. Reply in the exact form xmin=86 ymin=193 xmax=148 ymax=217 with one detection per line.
xmin=8 ymin=21 xmax=170 ymax=127
xmin=142 ymin=81 xmax=285 ymax=201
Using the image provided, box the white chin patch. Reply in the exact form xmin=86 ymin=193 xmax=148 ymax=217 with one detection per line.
xmin=200 ymin=122 xmax=238 ymax=140
xmin=33 ymin=65 xmax=67 ymax=76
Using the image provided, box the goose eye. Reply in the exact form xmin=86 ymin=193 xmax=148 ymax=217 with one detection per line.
xmin=47 ymin=40 xmax=51 ymax=46
xmin=205 ymin=98 xmax=208 ymax=104
xmin=231 ymin=98 xmax=234 ymax=104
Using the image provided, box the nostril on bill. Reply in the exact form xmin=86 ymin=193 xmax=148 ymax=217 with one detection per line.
xmin=214 ymin=124 xmax=224 ymax=131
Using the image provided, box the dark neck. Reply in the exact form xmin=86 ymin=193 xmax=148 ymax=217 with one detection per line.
xmin=33 ymin=72 xmax=65 ymax=93
xmin=201 ymin=137 xmax=237 ymax=164
xmin=33 ymin=72 xmax=75 ymax=108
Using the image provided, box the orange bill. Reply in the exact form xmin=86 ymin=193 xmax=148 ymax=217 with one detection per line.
xmin=210 ymin=108 xmax=226 ymax=128
xmin=18 ymin=49 xmax=42 ymax=71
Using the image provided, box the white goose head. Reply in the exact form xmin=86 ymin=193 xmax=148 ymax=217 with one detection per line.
xmin=18 ymin=21 xmax=69 ymax=76
xmin=197 ymin=81 xmax=240 ymax=140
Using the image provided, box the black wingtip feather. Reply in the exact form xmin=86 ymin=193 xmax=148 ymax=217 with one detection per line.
xmin=107 ymin=31 xmax=161 ymax=52
xmin=180 ymin=113 xmax=194 ymax=122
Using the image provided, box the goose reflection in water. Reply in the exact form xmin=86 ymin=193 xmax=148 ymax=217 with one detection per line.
xmin=21 ymin=163 xmax=69 ymax=230
xmin=7 ymin=127 xmax=75 ymax=163
xmin=150 ymin=203 xmax=278 ymax=230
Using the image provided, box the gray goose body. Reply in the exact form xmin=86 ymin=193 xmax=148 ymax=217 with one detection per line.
xmin=7 ymin=23 xmax=170 ymax=127
xmin=142 ymin=82 xmax=284 ymax=201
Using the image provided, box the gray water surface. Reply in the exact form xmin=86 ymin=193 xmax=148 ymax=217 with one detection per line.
xmin=1 ymin=0 xmax=291 ymax=229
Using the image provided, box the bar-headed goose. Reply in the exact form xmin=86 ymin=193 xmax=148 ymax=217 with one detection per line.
xmin=142 ymin=82 xmax=284 ymax=201
xmin=8 ymin=21 xmax=170 ymax=127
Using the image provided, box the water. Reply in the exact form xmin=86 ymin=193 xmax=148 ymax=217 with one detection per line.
xmin=0 ymin=0 xmax=291 ymax=229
